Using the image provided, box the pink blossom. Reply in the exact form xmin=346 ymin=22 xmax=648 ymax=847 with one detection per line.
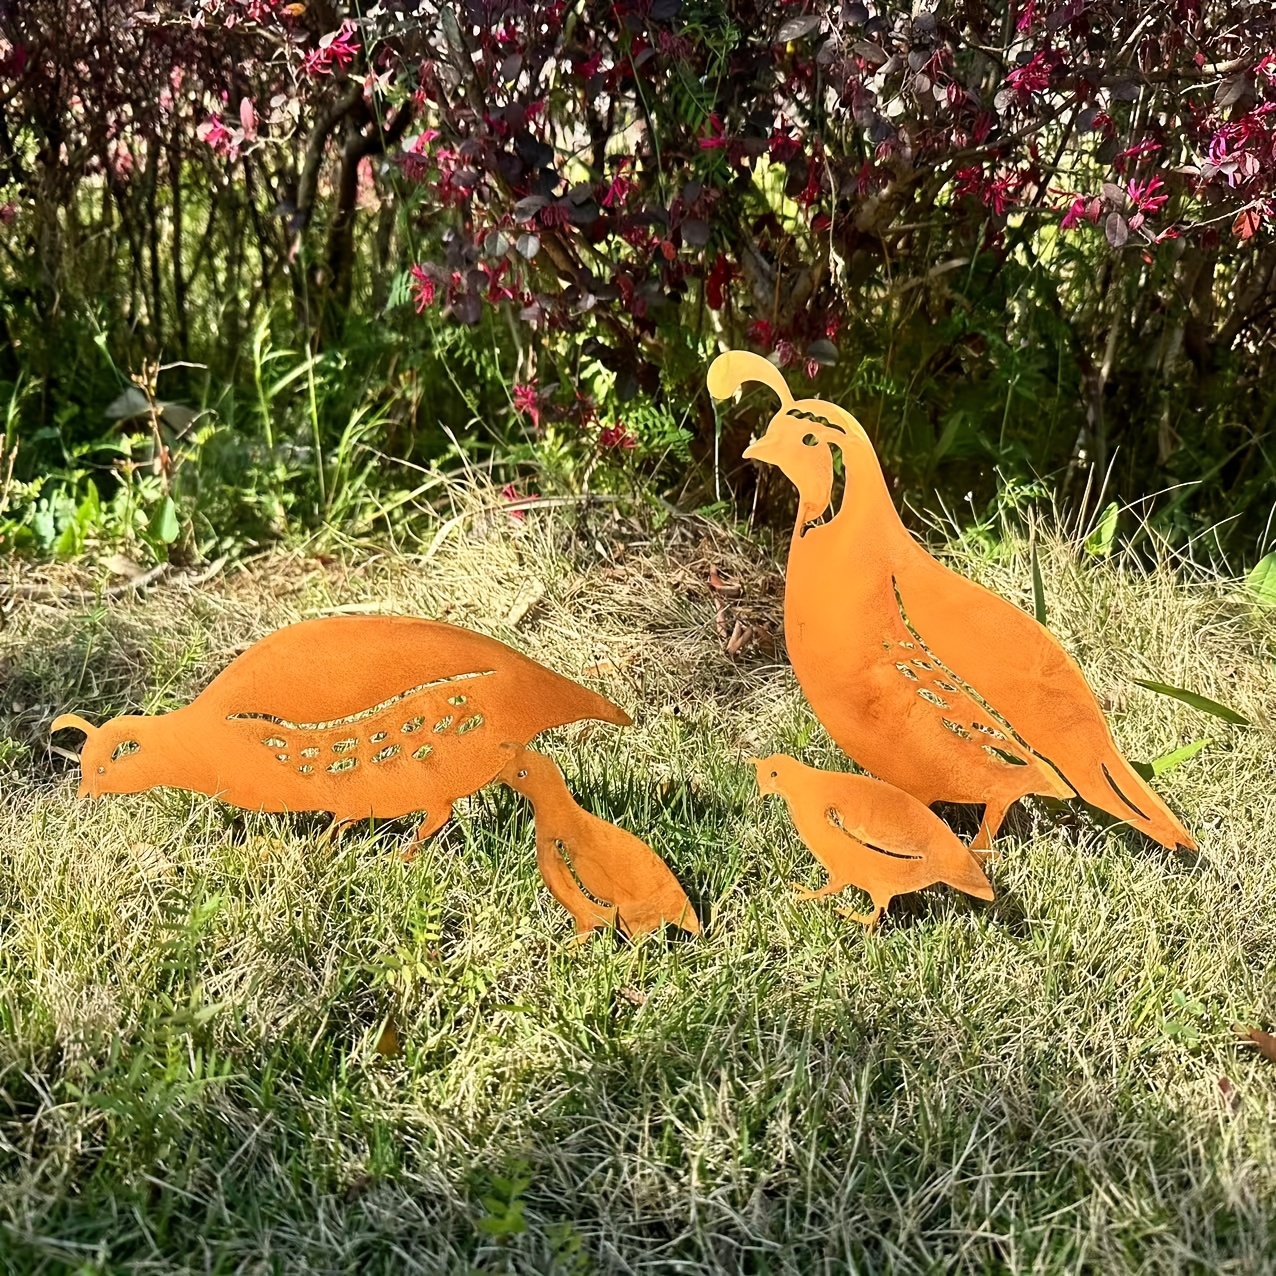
xmin=1060 ymin=196 xmax=1101 ymax=230
xmin=1114 ymin=138 xmax=1162 ymax=174
xmin=598 ymin=423 xmax=637 ymax=450
xmin=500 ymin=482 xmax=537 ymax=521
xmin=399 ymin=130 xmax=439 ymax=182
xmin=1005 ymin=50 xmax=1056 ymax=97
xmin=699 ymin=113 xmax=727 ymax=150
xmin=1127 ymin=176 xmax=1168 ymax=216
xmin=512 ymin=381 xmax=540 ymax=428
xmin=409 ymin=264 xmax=436 ymax=313
xmin=1015 ymin=0 xmax=1037 ymax=32
xmin=197 ymin=113 xmax=235 ymax=157
xmin=602 ymin=158 xmax=636 ymax=209
xmin=805 ymin=358 xmax=821 ymax=379
xmin=305 ymin=21 xmax=360 ymax=77
xmin=0 ymin=202 xmax=16 ymax=225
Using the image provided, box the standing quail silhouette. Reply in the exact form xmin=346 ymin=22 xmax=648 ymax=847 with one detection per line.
xmin=713 ymin=351 xmax=1195 ymax=853
xmin=752 ymin=754 xmax=994 ymax=928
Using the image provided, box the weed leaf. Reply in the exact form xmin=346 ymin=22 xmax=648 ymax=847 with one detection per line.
xmin=1133 ymin=679 xmax=1250 ymax=726
xmin=1245 ymin=552 xmax=1276 ymax=607
xmin=1131 ymin=738 xmax=1210 ymax=782
xmin=1084 ymin=502 xmax=1119 ymax=558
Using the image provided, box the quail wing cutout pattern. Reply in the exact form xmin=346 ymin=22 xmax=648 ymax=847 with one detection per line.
xmin=752 ymin=755 xmax=994 ymax=928
xmin=52 ymin=616 xmax=631 ymax=842
xmin=711 ymin=350 xmax=1195 ymax=852
xmin=498 ymin=744 xmax=700 ymax=941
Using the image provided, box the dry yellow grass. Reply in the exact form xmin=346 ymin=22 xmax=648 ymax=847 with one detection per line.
xmin=1 ymin=486 xmax=1274 ymax=1273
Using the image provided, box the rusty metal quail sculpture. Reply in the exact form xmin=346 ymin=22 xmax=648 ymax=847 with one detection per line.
xmin=712 ymin=350 xmax=1194 ymax=853
xmin=497 ymin=744 xmax=700 ymax=941
xmin=52 ymin=615 xmax=630 ymax=846
xmin=752 ymin=754 xmax=994 ymax=928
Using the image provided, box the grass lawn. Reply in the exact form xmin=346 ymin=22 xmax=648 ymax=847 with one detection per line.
xmin=1 ymin=492 xmax=1274 ymax=1273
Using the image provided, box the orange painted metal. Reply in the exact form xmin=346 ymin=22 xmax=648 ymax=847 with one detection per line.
xmin=497 ymin=744 xmax=700 ymax=941
xmin=712 ymin=350 xmax=1195 ymax=852
xmin=52 ymin=615 xmax=631 ymax=843
xmin=752 ymin=754 xmax=994 ymax=928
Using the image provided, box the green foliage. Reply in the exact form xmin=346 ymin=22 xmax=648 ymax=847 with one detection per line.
xmin=1133 ymin=680 xmax=1252 ymax=728
xmin=1246 ymin=553 xmax=1276 ymax=608
xmin=1085 ymin=502 xmax=1121 ymax=559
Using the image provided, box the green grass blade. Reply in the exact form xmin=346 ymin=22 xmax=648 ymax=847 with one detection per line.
xmin=1030 ymin=535 xmax=1047 ymax=625
xmin=1133 ymin=679 xmax=1250 ymax=726
xmin=1132 ymin=737 xmax=1213 ymax=782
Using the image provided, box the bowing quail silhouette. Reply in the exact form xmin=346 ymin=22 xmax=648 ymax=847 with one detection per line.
xmin=497 ymin=744 xmax=700 ymax=941
xmin=52 ymin=615 xmax=629 ymax=848
xmin=752 ymin=754 xmax=994 ymax=928
xmin=712 ymin=351 xmax=1195 ymax=853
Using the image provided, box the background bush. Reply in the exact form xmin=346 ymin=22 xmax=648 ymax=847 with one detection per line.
xmin=2 ymin=1 xmax=1274 ymax=561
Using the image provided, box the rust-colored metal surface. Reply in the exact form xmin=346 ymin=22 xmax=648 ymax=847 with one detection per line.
xmin=497 ymin=744 xmax=700 ymax=941
xmin=712 ymin=350 xmax=1195 ymax=852
xmin=52 ymin=616 xmax=631 ymax=843
xmin=752 ymin=755 xmax=994 ymax=928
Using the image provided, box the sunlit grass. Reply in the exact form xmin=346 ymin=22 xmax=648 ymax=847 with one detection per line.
xmin=1 ymin=491 xmax=1274 ymax=1273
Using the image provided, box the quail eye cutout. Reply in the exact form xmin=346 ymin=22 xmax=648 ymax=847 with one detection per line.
xmin=112 ymin=740 xmax=140 ymax=761
xmin=802 ymin=432 xmax=820 ymax=448
xmin=771 ymin=770 xmax=779 ymax=778
xmin=517 ymin=768 xmax=528 ymax=778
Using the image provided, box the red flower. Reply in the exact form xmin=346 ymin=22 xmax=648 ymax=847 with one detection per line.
xmin=1127 ymin=176 xmax=1168 ymax=216
xmin=1059 ymin=196 xmax=1100 ymax=230
xmin=598 ymin=423 xmax=637 ymax=450
xmin=705 ymin=253 xmax=736 ymax=310
xmin=512 ymin=381 xmax=540 ymax=429
xmin=500 ymin=482 xmax=537 ymax=521
xmin=1114 ymin=138 xmax=1162 ymax=174
xmin=699 ymin=113 xmax=727 ymax=150
xmin=747 ymin=318 xmax=775 ymax=348
xmin=1004 ymin=50 xmax=1056 ymax=97
xmin=602 ymin=158 xmax=636 ymax=209
xmin=1015 ymin=0 xmax=1037 ymax=32
xmin=769 ymin=120 xmax=802 ymax=163
xmin=409 ymin=264 xmax=437 ymax=313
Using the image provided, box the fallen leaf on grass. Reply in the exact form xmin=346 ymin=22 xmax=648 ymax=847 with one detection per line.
xmin=375 ymin=1021 xmax=402 ymax=1057
xmin=504 ymin=580 xmax=545 ymax=628
xmin=708 ymin=565 xmax=743 ymax=597
xmin=130 ymin=842 xmax=176 ymax=881
xmin=1234 ymin=1022 xmax=1276 ymax=1064
xmin=101 ymin=554 xmax=147 ymax=580
xmin=1217 ymin=1075 xmax=1240 ymax=1112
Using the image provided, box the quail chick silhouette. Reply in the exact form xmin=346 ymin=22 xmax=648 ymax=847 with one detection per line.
xmin=497 ymin=744 xmax=700 ymax=942
xmin=752 ymin=754 xmax=994 ymax=928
